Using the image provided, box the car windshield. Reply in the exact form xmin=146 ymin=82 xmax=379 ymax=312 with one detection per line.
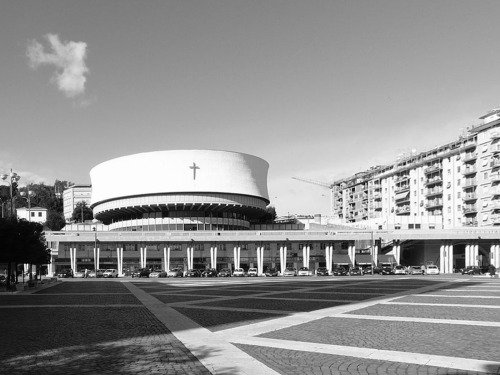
xmin=105 ymin=269 xmax=113 ymax=272
xmin=286 ymin=268 xmax=295 ymax=271
xmin=299 ymin=267 xmax=308 ymax=271
xmin=235 ymin=268 xmax=243 ymax=272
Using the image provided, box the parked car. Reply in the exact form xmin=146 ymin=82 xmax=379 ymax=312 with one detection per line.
xmin=361 ymin=265 xmax=373 ymax=275
xmin=149 ymin=270 xmax=168 ymax=278
xmin=461 ymin=266 xmax=482 ymax=275
xmin=73 ymin=270 xmax=86 ymax=278
xmin=167 ymin=268 xmax=184 ymax=277
xmin=132 ymin=268 xmax=151 ymax=278
xmin=218 ymin=268 xmax=232 ymax=277
xmin=0 ymin=275 xmax=6 ymax=286
xmin=186 ymin=269 xmax=202 ymax=277
xmin=57 ymin=269 xmax=73 ymax=278
xmin=283 ymin=267 xmax=297 ymax=277
xmin=201 ymin=268 xmax=218 ymax=277
xmin=381 ymin=265 xmax=393 ymax=275
xmin=408 ymin=266 xmax=424 ymax=275
xmin=265 ymin=268 xmax=279 ymax=277
xmin=332 ymin=267 xmax=347 ymax=276
xmin=298 ymin=267 xmax=312 ymax=276
xmin=348 ymin=267 xmax=363 ymax=276
xmin=316 ymin=267 xmax=329 ymax=276
xmin=247 ymin=268 xmax=258 ymax=277
xmin=425 ymin=265 xmax=440 ymax=275
xmin=392 ymin=265 xmax=407 ymax=275
xmin=103 ymin=269 xmax=118 ymax=278
xmin=232 ymin=268 xmax=246 ymax=277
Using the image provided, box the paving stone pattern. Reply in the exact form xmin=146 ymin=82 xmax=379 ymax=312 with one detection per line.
xmin=235 ymin=344 xmax=491 ymax=375
xmin=349 ymin=303 xmax=500 ymax=322
xmin=259 ymin=316 xmax=500 ymax=361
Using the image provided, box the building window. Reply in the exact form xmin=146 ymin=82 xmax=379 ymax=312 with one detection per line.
xmin=457 ymin=205 xmax=461 ymax=211
xmin=457 ymin=166 xmax=461 ymax=173
xmin=31 ymin=212 xmax=35 ymax=217
xmin=457 ymin=179 xmax=460 ymax=186
xmin=457 ymin=192 xmax=461 ymax=198
xmin=485 ymin=172 xmax=488 ymax=179
xmin=38 ymin=212 xmax=42 ymax=217
xmin=448 ymin=194 xmax=451 ymax=201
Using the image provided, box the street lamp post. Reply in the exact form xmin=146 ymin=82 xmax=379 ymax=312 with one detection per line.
xmin=1 ymin=169 xmax=21 ymax=218
xmin=20 ymin=186 xmax=36 ymax=222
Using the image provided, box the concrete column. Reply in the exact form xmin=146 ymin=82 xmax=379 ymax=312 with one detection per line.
xmin=465 ymin=244 xmax=471 ymax=267
xmin=117 ymin=248 xmax=123 ymax=275
xmin=212 ymin=246 xmax=217 ymax=269
xmin=473 ymin=243 xmax=479 ymax=266
xmin=143 ymin=247 xmax=148 ymax=268
xmin=495 ymin=244 xmax=500 ymax=268
xmin=140 ymin=247 xmax=145 ymax=268
xmin=440 ymin=243 xmax=446 ymax=273
xmin=281 ymin=246 xmax=287 ymax=274
xmin=303 ymin=245 xmax=310 ymax=268
xmin=348 ymin=243 xmax=356 ymax=266
xmin=256 ymin=246 xmax=261 ymax=274
xmin=372 ymin=245 xmax=378 ymax=267
xmin=186 ymin=246 xmax=193 ymax=270
xmin=233 ymin=246 xmax=238 ymax=269
xmin=165 ymin=247 xmax=170 ymax=271
xmin=391 ymin=242 xmax=400 ymax=265
xmin=448 ymin=244 xmax=454 ymax=273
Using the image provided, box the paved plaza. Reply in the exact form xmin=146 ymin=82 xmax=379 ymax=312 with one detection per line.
xmin=1 ymin=275 xmax=499 ymax=374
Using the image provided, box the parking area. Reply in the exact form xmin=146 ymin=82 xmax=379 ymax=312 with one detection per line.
xmin=1 ymin=275 xmax=499 ymax=374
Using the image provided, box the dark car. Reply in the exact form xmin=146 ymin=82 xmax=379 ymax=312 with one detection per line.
xmin=132 ymin=268 xmax=151 ymax=278
xmin=201 ymin=268 xmax=218 ymax=277
xmin=462 ymin=266 xmax=482 ymax=275
xmin=0 ymin=275 xmax=6 ymax=286
xmin=218 ymin=268 xmax=232 ymax=277
xmin=57 ymin=269 xmax=73 ymax=278
xmin=186 ymin=269 xmax=202 ymax=277
xmin=265 ymin=268 xmax=279 ymax=277
xmin=316 ymin=267 xmax=330 ymax=276
xmin=348 ymin=267 xmax=363 ymax=276
xmin=332 ymin=267 xmax=347 ymax=276
xmin=381 ymin=265 xmax=393 ymax=275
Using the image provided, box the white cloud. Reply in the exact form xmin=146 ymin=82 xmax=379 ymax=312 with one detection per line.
xmin=27 ymin=34 xmax=89 ymax=98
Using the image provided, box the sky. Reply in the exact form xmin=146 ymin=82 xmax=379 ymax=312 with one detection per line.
xmin=2 ymin=0 xmax=500 ymax=218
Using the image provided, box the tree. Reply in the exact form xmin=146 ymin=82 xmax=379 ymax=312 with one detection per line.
xmin=46 ymin=210 xmax=66 ymax=231
xmin=0 ymin=217 xmax=50 ymax=287
xmin=255 ymin=205 xmax=277 ymax=224
xmin=71 ymin=201 xmax=93 ymax=223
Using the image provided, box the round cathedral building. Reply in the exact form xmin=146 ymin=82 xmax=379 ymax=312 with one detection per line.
xmin=90 ymin=150 xmax=270 ymax=231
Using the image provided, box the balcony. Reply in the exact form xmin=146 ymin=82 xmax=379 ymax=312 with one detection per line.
xmin=394 ymin=175 xmax=410 ymax=182
xmin=462 ymin=192 xmax=477 ymax=201
xmin=463 ymin=205 xmax=478 ymax=214
xmin=491 ymin=202 xmax=500 ymax=211
xmin=463 ymin=152 xmax=478 ymax=162
xmin=426 ymin=199 xmax=443 ymax=209
xmin=491 ymin=187 xmax=500 ymax=196
xmin=461 ymin=141 xmax=477 ymax=150
xmin=462 ymin=221 xmax=478 ymax=227
xmin=424 ymin=164 xmax=442 ymax=175
xmin=462 ymin=167 xmax=477 ymax=176
xmin=395 ymin=185 xmax=410 ymax=193
xmin=425 ymin=188 xmax=443 ymax=197
xmin=491 ymin=158 xmax=500 ymax=168
xmin=395 ymin=206 xmax=410 ymax=215
xmin=425 ymin=177 xmax=443 ymax=186
xmin=462 ymin=179 xmax=477 ymax=189
xmin=491 ymin=132 xmax=500 ymax=140
xmin=491 ymin=173 xmax=500 ymax=183
xmin=491 ymin=144 xmax=500 ymax=153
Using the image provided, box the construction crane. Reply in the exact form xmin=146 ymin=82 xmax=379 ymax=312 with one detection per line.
xmin=291 ymin=177 xmax=334 ymax=189
xmin=291 ymin=177 xmax=335 ymax=217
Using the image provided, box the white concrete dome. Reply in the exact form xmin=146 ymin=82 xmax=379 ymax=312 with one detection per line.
xmin=90 ymin=150 xmax=270 ymax=230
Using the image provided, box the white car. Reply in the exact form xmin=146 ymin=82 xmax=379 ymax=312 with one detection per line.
xmin=103 ymin=269 xmax=119 ymax=278
xmin=425 ymin=265 xmax=440 ymax=275
xmin=247 ymin=268 xmax=258 ymax=277
xmin=298 ymin=267 xmax=311 ymax=276
xmin=233 ymin=268 xmax=246 ymax=277
xmin=393 ymin=265 xmax=407 ymax=275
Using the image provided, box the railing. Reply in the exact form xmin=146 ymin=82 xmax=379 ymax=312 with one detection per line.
xmin=463 ymin=152 xmax=478 ymax=162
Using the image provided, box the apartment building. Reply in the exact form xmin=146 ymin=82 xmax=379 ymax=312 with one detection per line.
xmin=63 ymin=184 xmax=92 ymax=222
xmin=333 ymin=108 xmax=500 ymax=229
